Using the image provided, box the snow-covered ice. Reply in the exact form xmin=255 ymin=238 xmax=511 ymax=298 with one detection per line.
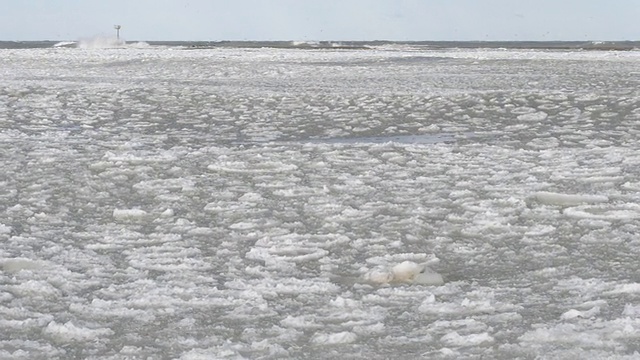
xmin=1 ymin=44 xmax=640 ymax=358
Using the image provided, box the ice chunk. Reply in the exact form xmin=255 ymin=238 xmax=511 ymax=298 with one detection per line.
xmin=391 ymin=261 xmax=424 ymax=282
xmin=517 ymin=111 xmax=548 ymax=122
xmin=441 ymin=331 xmax=495 ymax=347
xmin=160 ymin=208 xmax=175 ymax=217
xmin=8 ymin=279 xmax=60 ymax=299
xmin=533 ymin=192 xmax=608 ymax=206
xmin=564 ymin=204 xmax=640 ymax=221
xmin=561 ymin=306 xmax=600 ymax=320
xmin=364 ymin=261 xmax=444 ymax=286
xmin=622 ymin=304 xmax=640 ymax=317
xmin=413 ymin=271 xmax=446 ymax=286
xmin=0 ymin=224 xmax=11 ymax=235
xmin=44 ymin=321 xmax=114 ymax=342
xmin=311 ymin=331 xmax=357 ymax=344
xmin=363 ymin=266 xmax=394 ymax=284
xmin=280 ymin=315 xmax=321 ymax=330
xmin=1 ymin=258 xmax=42 ymax=273
xmin=607 ymin=283 xmax=640 ymax=294
xmin=238 ymin=192 xmax=263 ymax=203
xmin=113 ymin=209 xmax=148 ymax=220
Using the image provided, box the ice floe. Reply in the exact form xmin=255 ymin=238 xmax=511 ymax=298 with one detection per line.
xmin=533 ymin=191 xmax=609 ymax=206
xmin=2 ymin=43 xmax=640 ymax=359
xmin=0 ymin=258 xmax=43 ymax=273
xmin=364 ymin=261 xmax=444 ymax=286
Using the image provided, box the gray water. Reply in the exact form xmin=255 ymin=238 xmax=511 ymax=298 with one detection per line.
xmin=1 ymin=45 xmax=640 ymax=359
xmin=2 ymin=40 xmax=640 ymax=50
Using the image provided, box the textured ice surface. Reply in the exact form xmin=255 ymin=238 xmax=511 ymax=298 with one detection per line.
xmin=1 ymin=45 xmax=640 ymax=359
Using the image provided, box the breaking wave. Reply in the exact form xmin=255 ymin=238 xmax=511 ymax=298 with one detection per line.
xmin=77 ymin=36 xmax=126 ymax=49
xmin=75 ymin=36 xmax=149 ymax=49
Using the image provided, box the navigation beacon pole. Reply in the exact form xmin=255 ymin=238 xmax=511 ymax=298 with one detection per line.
xmin=114 ymin=25 xmax=121 ymax=40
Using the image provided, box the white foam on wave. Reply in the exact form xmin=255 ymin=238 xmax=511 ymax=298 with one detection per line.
xmin=127 ymin=41 xmax=151 ymax=48
xmin=290 ymin=40 xmax=346 ymax=48
xmin=291 ymin=40 xmax=319 ymax=47
xmin=53 ymin=41 xmax=77 ymax=48
xmin=75 ymin=36 xmax=150 ymax=49
xmin=77 ymin=36 xmax=126 ymax=49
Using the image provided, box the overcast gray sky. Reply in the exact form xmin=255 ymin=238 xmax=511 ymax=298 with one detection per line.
xmin=2 ymin=0 xmax=638 ymax=41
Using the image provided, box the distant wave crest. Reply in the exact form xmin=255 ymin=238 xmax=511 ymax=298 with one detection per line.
xmin=288 ymin=40 xmax=375 ymax=50
xmin=75 ymin=36 xmax=149 ymax=49
xmin=77 ymin=36 xmax=127 ymax=49
xmin=53 ymin=41 xmax=77 ymax=48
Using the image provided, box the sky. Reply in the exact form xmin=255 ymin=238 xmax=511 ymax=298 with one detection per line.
xmin=1 ymin=0 xmax=638 ymax=42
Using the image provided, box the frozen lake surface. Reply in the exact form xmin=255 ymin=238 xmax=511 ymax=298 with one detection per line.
xmin=1 ymin=44 xmax=640 ymax=359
